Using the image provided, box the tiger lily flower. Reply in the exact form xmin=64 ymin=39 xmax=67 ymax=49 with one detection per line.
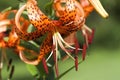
xmin=14 ymin=0 xmax=109 ymax=75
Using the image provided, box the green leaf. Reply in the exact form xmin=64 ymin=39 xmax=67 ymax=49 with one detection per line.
xmin=20 ymin=40 xmax=39 ymax=53
xmin=26 ymin=64 xmax=40 ymax=79
xmin=1 ymin=7 xmax=12 ymax=13
xmin=27 ymin=24 xmax=35 ymax=33
xmin=7 ymin=11 xmax=15 ymax=19
xmin=44 ymin=0 xmax=54 ymax=17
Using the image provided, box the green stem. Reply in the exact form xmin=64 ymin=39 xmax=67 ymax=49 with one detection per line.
xmin=0 ymin=69 xmax=2 ymax=80
xmin=0 ymin=48 xmax=3 ymax=80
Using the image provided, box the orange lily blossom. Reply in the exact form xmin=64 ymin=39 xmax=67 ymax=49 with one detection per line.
xmin=13 ymin=0 xmax=109 ymax=76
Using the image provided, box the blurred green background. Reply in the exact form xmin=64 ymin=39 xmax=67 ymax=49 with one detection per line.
xmin=0 ymin=0 xmax=120 ymax=80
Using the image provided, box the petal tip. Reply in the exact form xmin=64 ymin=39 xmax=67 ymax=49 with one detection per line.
xmin=88 ymin=0 xmax=109 ymax=18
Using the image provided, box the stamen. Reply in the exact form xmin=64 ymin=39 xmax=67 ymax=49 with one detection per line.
xmin=56 ymin=32 xmax=82 ymax=50
xmin=82 ymin=28 xmax=88 ymax=46
xmin=55 ymin=32 xmax=75 ymax=60
xmin=82 ymin=44 xmax=87 ymax=61
xmin=74 ymin=38 xmax=80 ymax=55
xmin=75 ymin=56 xmax=78 ymax=71
xmin=46 ymin=51 xmax=53 ymax=62
xmin=83 ymin=24 xmax=92 ymax=33
xmin=52 ymin=38 xmax=59 ymax=77
xmin=52 ymin=46 xmax=59 ymax=77
xmin=82 ymin=24 xmax=93 ymax=46
xmin=42 ymin=58 xmax=49 ymax=74
xmin=55 ymin=62 xmax=59 ymax=77
xmin=88 ymin=29 xmax=95 ymax=44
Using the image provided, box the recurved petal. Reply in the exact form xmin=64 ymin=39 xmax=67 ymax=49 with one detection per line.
xmin=19 ymin=51 xmax=39 ymax=65
xmin=88 ymin=0 xmax=109 ymax=18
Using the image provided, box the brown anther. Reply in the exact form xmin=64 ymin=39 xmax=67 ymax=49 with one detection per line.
xmin=42 ymin=58 xmax=49 ymax=74
xmin=75 ymin=56 xmax=78 ymax=71
xmin=88 ymin=29 xmax=95 ymax=44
